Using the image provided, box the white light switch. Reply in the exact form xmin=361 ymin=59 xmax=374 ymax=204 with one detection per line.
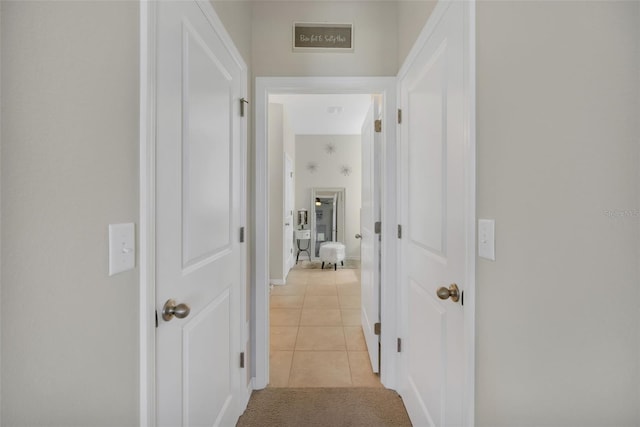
xmin=109 ymin=223 xmax=135 ymax=276
xmin=478 ymin=219 xmax=495 ymax=261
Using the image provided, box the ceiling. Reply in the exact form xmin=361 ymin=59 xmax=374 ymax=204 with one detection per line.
xmin=270 ymin=93 xmax=372 ymax=135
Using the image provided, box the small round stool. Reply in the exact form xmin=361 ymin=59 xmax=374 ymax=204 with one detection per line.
xmin=319 ymin=242 xmax=346 ymax=270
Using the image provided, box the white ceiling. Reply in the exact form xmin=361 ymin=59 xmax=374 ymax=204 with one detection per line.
xmin=270 ymin=93 xmax=372 ymax=135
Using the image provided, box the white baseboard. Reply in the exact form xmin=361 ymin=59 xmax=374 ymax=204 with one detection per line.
xmin=270 ymin=279 xmax=286 ymax=286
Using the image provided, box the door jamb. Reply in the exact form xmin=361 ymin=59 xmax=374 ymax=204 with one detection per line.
xmin=139 ymin=2 xmax=156 ymax=424
xmin=253 ymin=77 xmax=398 ymax=390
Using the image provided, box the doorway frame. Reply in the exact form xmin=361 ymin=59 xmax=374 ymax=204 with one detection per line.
xmin=310 ymin=187 xmax=346 ymax=259
xmin=253 ymin=77 xmax=399 ymax=389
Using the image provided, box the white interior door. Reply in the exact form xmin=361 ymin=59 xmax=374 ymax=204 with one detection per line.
xmin=155 ymin=1 xmax=246 ymax=426
xmin=332 ymin=193 xmax=338 ymax=241
xmin=399 ymin=2 xmax=471 ymax=426
xmin=283 ymin=154 xmax=294 ymax=275
xmin=360 ymin=102 xmax=381 ymax=373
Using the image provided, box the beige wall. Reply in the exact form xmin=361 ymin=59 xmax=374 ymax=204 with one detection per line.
xmin=1 ymin=1 xmax=139 ymax=425
xmin=211 ymin=0 xmax=252 ymax=69
xmin=397 ymin=0 xmax=436 ymax=66
xmin=475 ymin=1 xmax=640 ymax=425
xmin=251 ymin=1 xmax=398 ymax=77
xmin=214 ymin=0 xmax=432 ymax=78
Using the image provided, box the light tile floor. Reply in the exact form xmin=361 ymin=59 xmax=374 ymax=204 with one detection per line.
xmin=269 ymin=262 xmax=382 ymax=388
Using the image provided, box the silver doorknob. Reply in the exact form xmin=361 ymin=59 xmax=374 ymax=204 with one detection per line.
xmin=162 ymin=299 xmax=191 ymax=321
xmin=436 ymin=284 xmax=460 ymax=303
xmin=355 ymin=234 xmax=362 ymax=239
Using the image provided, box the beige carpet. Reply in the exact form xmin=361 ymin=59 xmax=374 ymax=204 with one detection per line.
xmin=236 ymin=388 xmax=412 ymax=427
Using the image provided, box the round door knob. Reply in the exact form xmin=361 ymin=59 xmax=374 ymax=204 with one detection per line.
xmin=162 ymin=299 xmax=191 ymax=321
xmin=436 ymin=284 xmax=460 ymax=303
xmin=355 ymin=234 xmax=362 ymax=239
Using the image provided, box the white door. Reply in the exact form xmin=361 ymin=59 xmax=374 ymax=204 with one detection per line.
xmin=399 ymin=1 xmax=472 ymax=426
xmin=360 ymin=102 xmax=381 ymax=373
xmin=283 ymin=154 xmax=294 ymax=275
xmin=155 ymin=1 xmax=246 ymax=426
xmin=332 ymin=193 xmax=338 ymax=241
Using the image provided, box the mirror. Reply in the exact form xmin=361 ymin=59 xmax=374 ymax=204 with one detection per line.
xmin=297 ymin=209 xmax=308 ymax=229
xmin=310 ymin=188 xmax=345 ymax=258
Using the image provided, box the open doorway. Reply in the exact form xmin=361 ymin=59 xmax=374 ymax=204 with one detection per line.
xmin=254 ymin=77 xmax=399 ymax=391
xmin=267 ymin=93 xmax=374 ymax=387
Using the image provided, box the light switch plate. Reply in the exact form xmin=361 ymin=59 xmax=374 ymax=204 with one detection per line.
xmin=478 ymin=219 xmax=495 ymax=261
xmin=109 ymin=223 xmax=135 ymax=276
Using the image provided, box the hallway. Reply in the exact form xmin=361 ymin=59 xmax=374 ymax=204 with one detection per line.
xmin=269 ymin=262 xmax=381 ymax=387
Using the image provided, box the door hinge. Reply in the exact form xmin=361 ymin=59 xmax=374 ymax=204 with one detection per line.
xmin=374 ymin=119 xmax=382 ymax=133
xmin=374 ymin=322 xmax=381 ymax=335
xmin=397 ymin=338 xmax=402 ymax=352
xmin=240 ymin=98 xmax=249 ymax=117
xmin=240 ymin=352 xmax=245 ymax=368
xmin=239 ymin=227 xmax=245 ymax=243
xmin=397 ymin=109 xmax=402 ymax=124
xmin=397 ymin=224 xmax=402 ymax=239
xmin=155 ymin=310 xmax=158 ymax=328
xmin=374 ymin=221 xmax=382 ymax=234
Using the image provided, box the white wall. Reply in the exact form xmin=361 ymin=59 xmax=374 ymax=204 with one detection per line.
xmin=268 ymin=104 xmax=295 ymax=283
xmin=1 ymin=1 xmax=139 ymax=425
xmin=475 ymin=1 xmax=640 ymax=425
xmin=295 ymin=135 xmax=362 ymax=259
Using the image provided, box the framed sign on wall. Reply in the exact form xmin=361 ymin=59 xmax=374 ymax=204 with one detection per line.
xmin=293 ymin=22 xmax=354 ymax=52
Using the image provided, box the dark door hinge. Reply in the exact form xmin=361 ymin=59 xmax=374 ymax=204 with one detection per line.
xmin=155 ymin=310 xmax=158 ymax=328
xmin=240 ymin=352 xmax=245 ymax=368
xmin=397 ymin=338 xmax=402 ymax=352
xmin=240 ymin=227 xmax=245 ymax=243
xmin=374 ymin=119 xmax=382 ymax=133
xmin=374 ymin=322 xmax=381 ymax=335
xmin=374 ymin=221 xmax=381 ymax=235
xmin=240 ymin=98 xmax=249 ymax=117
xmin=397 ymin=224 xmax=402 ymax=239
xmin=397 ymin=109 xmax=402 ymax=124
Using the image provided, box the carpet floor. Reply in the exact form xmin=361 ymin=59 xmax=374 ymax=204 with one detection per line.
xmin=236 ymin=388 xmax=412 ymax=427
